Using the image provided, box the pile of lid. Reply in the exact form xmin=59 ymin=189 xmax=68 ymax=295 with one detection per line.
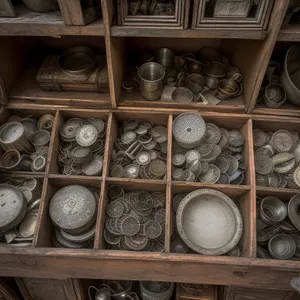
xmin=172 ymin=113 xmax=246 ymax=184
xmin=49 ymin=185 xmax=99 ymax=248
xmin=128 ymin=0 xmax=175 ymax=15
xmin=253 ymin=128 xmax=300 ymax=189
xmin=58 ymin=118 xmax=106 ymax=176
xmin=110 ymin=120 xmax=167 ymax=180
xmin=104 ymin=185 xmax=165 ymax=252
xmin=0 ymin=177 xmax=42 ymax=247
xmin=257 ymin=195 xmax=300 ymax=260
xmin=0 ymin=114 xmax=54 ymax=172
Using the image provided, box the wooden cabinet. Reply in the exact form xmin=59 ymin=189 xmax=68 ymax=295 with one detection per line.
xmin=15 ymin=278 xmax=79 ymax=300
xmin=222 ymin=287 xmax=296 ymax=300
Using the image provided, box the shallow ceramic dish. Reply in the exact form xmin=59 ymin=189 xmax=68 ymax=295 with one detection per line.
xmin=176 ymin=188 xmax=243 ymax=255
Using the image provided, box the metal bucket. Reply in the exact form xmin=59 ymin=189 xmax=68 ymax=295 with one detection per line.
xmin=138 ymin=62 xmax=165 ymax=101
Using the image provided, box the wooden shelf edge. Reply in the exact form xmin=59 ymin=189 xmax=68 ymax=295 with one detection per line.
xmin=278 ymin=24 xmax=300 ymax=41
xmin=0 ymin=247 xmax=298 ymax=289
xmin=111 ymin=26 xmax=268 ymax=40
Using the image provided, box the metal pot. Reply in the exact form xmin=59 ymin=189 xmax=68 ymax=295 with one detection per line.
xmin=21 ymin=0 xmax=58 ymax=13
xmin=280 ymin=46 xmax=300 ymax=106
xmin=138 ymin=62 xmax=165 ymax=101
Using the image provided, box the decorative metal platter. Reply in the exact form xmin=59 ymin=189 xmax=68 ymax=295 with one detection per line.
xmin=176 ymin=188 xmax=243 ymax=255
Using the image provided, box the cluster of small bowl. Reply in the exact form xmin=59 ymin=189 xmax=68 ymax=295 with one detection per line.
xmin=104 ymin=185 xmax=166 ymax=252
xmin=253 ymin=128 xmax=300 ymax=189
xmin=110 ymin=120 xmax=168 ymax=180
xmin=0 ymin=114 xmax=54 ymax=172
xmin=257 ymin=194 xmax=300 ymax=260
xmin=172 ymin=112 xmax=247 ymax=184
xmin=58 ymin=118 xmax=106 ymax=176
xmin=0 ymin=177 xmax=42 ymax=247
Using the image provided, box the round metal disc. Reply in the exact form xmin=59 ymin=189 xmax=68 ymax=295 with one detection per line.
xmin=198 ymin=164 xmax=220 ymax=183
xmin=253 ymin=129 xmax=268 ymax=148
xmin=173 ymin=113 xmax=206 ymax=149
xmin=136 ymin=151 xmax=151 ymax=166
xmin=203 ymin=123 xmax=221 ymax=144
xmin=49 ymin=185 xmax=97 ymax=233
xmin=172 ymin=154 xmax=185 ymax=167
xmin=272 ymin=130 xmax=294 ymax=153
xmin=255 ymin=154 xmax=273 ymax=175
xmin=60 ymin=120 xmax=81 ymax=141
xmin=176 ymin=188 xmax=243 ymax=255
xmin=82 ymin=155 xmax=103 ymax=176
xmin=0 ymin=184 xmax=27 ymax=234
xmin=76 ymin=125 xmax=98 ymax=147
xmin=149 ymin=159 xmax=166 ymax=177
xmin=60 ymin=224 xmax=95 ymax=244
xmin=124 ymin=164 xmax=139 ymax=179
xmin=86 ymin=118 xmax=105 ymax=134
xmin=228 ymin=130 xmax=244 ymax=147
xmin=293 ymin=166 xmax=300 ymax=188
xmin=19 ymin=211 xmax=38 ymax=238
xmin=121 ymin=131 xmax=137 ymax=144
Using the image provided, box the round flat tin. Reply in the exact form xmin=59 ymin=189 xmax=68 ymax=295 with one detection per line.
xmin=272 ymin=130 xmax=294 ymax=153
xmin=149 ymin=159 xmax=166 ymax=177
xmin=228 ymin=130 xmax=244 ymax=147
xmin=121 ymin=131 xmax=137 ymax=144
xmin=49 ymin=185 xmax=97 ymax=233
xmin=86 ymin=118 xmax=105 ymax=134
xmin=172 ymin=154 xmax=185 ymax=167
xmin=136 ymin=151 xmax=151 ymax=166
xmin=0 ymin=122 xmax=24 ymax=144
xmin=0 ymin=184 xmax=27 ymax=234
xmin=176 ymin=188 xmax=243 ymax=255
xmin=60 ymin=120 xmax=81 ymax=141
xmin=173 ymin=113 xmax=206 ymax=149
xmin=82 ymin=155 xmax=103 ymax=176
xmin=253 ymin=129 xmax=268 ymax=148
xmin=30 ymin=130 xmax=50 ymax=147
xmin=76 ymin=125 xmax=98 ymax=147
xmin=203 ymin=123 xmax=221 ymax=144
xmin=255 ymin=154 xmax=273 ymax=175
xmin=152 ymin=126 xmax=168 ymax=144
xmin=124 ymin=164 xmax=139 ymax=179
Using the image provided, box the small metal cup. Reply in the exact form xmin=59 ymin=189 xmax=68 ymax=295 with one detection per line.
xmin=1 ymin=149 xmax=21 ymax=170
xmin=263 ymin=83 xmax=286 ymax=108
xmin=268 ymin=234 xmax=296 ymax=260
xmin=260 ymin=196 xmax=287 ymax=225
xmin=138 ymin=62 xmax=165 ymax=101
xmin=172 ymin=87 xmax=193 ymax=104
xmin=155 ymin=48 xmax=174 ymax=70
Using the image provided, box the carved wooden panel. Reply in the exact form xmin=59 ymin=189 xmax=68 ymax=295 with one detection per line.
xmin=222 ymin=286 xmax=296 ymax=300
xmin=15 ymin=278 xmax=78 ymax=300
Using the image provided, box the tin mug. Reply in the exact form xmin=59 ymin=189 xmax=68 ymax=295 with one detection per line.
xmin=227 ymin=66 xmax=243 ymax=83
xmin=138 ymin=62 xmax=165 ymax=101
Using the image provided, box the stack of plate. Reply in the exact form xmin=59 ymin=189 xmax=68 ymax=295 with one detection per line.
xmin=0 ymin=177 xmax=42 ymax=247
xmin=49 ymin=185 xmax=98 ymax=248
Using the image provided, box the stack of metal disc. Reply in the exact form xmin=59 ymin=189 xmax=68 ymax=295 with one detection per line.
xmin=104 ymin=185 xmax=165 ymax=252
xmin=49 ymin=185 xmax=98 ymax=248
xmin=0 ymin=177 xmax=42 ymax=247
xmin=0 ymin=114 xmax=53 ymax=172
xmin=256 ymin=194 xmax=300 ymax=260
xmin=172 ymin=113 xmax=246 ymax=185
xmin=253 ymin=128 xmax=300 ymax=189
xmin=58 ymin=118 xmax=106 ymax=176
xmin=110 ymin=120 xmax=167 ymax=180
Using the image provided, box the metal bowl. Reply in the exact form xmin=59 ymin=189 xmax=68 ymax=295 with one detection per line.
xmin=280 ymin=46 xmax=300 ymax=106
xmin=268 ymin=234 xmax=296 ymax=260
xmin=59 ymin=46 xmax=97 ymax=77
xmin=176 ymin=188 xmax=243 ymax=255
xmin=288 ymin=194 xmax=300 ymax=231
xmin=185 ymin=74 xmax=205 ymax=95
xmin=21 ymin=0 xmax=58 ymax=13
xmin=259 ymin=196 xmax=287 ymax=226
xmin=1 ymin=149 xmax=21 ymax=170
xmin=172 ymin=87 xmax=193 ymax=104
xmin=205 ymin=62 xmax=228 ymax=79
xmin=263 ymin=83 xmax=287 ymax=108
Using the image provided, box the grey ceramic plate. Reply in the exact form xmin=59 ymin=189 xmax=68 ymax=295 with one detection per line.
xmin=176 ymin=188 xmax=243 ymax=255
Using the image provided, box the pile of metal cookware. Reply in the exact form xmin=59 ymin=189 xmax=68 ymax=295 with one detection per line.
xmin=110 ymin=120 xmax=167 ymax=180
xmin=0 ymin=114 xmax=54 ymax=172
xmin=104 ymin=185 xmax=165 ymax=252
xmin=88 ymin=280 xmax=174 ymax=300
xmin=58 ymin=118 xmax=106 ymax=176
xmin=128 ymin=0 xmax=175 ymax=16
xmin=254 ymin=128 xmax=300 ymax=189
xmin=172 ymin=112 xmax=247 ymax=184
xmin=257 ymin=194 xmax=300 ymax=260
xmin=0 ymin=177 xmax=42 ymax=247
xmin=49 ymin=185 xmax=99 ymax=248
xmin=171 ymin=188 xmax=243 ymax=257
xmin=123 ymin=47 xmax=243 ymax=105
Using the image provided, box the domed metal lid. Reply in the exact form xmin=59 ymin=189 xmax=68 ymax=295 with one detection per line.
xmin=173 ymin=113 xmax=206 ymax=149
xmin=49 ymin=185 xmax=97 ymax=232
xmin=0 ymin=184 xmax=27 ymax=234
xmin=76 ymin=125 xmax=98 ymax=147
xmin=0 ymin=122 xmax=24 ymax=144
xmin=60 ymin=119 xmax=81 ymax=141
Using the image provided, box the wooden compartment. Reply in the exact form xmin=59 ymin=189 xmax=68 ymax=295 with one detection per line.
xmin=0 ymin=106 xmax=58 ymax=176
xmin=169 ymin=183 xmax=255 ymax=258
xmin=105 ymin=110 xmax=171 ymax=183
xmin=47 ymin=109 xmax=110 ymax=178
xmin=115 ymin=0 xmax=190 ymax=29
xmin=169 ymin=112 xmax=254 ymax=187
xmin=176 ymin=283 xmax=217 ymax=300
xmin=34 ymin=176 xmax=101 ymax=248
xmin=191 ymin=0 xmax=274 ymax=30
xmin=251 ymin=41 xmax=300 ymax=117
xmin=111 ymin=37 xmax=267 ymax=113
xmin=0 ymin=36 xmax=111 ymax=108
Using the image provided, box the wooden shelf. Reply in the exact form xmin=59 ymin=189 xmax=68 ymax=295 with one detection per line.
xmin=0 ymin=5 xmax=105 ymax=37
xmin=10 ymin=68 xmax=111 ymax=108
xmin=111 ymin=26 xmax=268 ymax=40
xmin=278 ymin=24 xmax=300 ymax=41
xmin=119 ymin=91 xmax=245 ymax=113
xmin=252 ymin=103 xmax=300 ymax=117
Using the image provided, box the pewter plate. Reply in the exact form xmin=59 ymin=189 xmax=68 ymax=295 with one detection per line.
xmin=176 ymin=188 xmax=243 ymax=255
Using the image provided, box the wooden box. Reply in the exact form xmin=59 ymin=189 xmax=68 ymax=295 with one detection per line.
xmin=191 ymin=0 xmax=274 ymax=30
xmin=116 ymin=0 xmax=190 ymax=29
